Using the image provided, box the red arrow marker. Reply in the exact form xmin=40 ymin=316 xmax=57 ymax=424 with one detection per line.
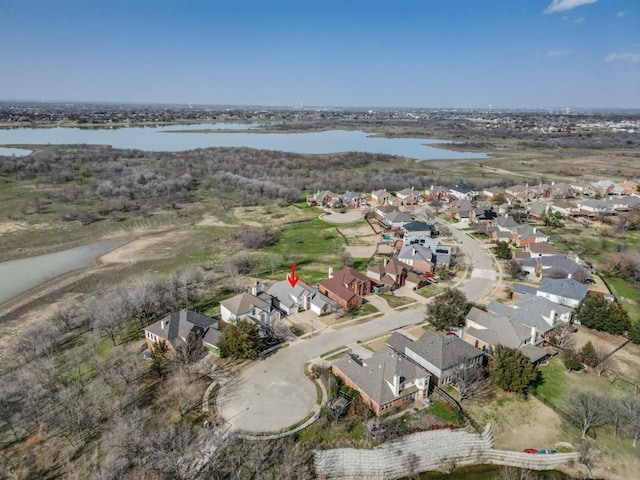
xmin=287 ymin=262 xmax=299 ymax=288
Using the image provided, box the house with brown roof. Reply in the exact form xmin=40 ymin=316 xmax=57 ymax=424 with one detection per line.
xmin=366 ymin=258 xmax=410 ymax=292
xmin=526 ymin=242 xmax=563 ymax=257
xmin=424 ymin=185 xmax=449 ymax=202
xmin=371 ymin=189 xmax=389 ymax=205
xmin=318 ymin=267 xmax=372 ymax=309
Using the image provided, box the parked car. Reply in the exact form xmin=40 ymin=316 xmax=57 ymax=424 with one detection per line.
xmin=523 ymin=449 xmax=538 ymax=454
xmin=445 ymin=331 xmax=458 ymax=337
xmin=537 ymin=449 xmax=556 ymax=454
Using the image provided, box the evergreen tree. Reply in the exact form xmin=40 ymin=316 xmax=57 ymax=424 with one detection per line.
xmin=576 ymin=296 xmax=630 ymax=335
xmin=490 ymin=345 xmax=537 ymax=393
xmin=218 ymin=319 xmax=264 ymax=360
xmin=579 ymin=341 xmax=598 ymax=367
xmin=562 ymin=349 xmax=584 ymax=372
xmin=424 ymin=287 xmax=469 ymax=330
xmin=493 ymin=241 xmax=512 ymax=260
xmin=628 ymin=321 xmax=640 ymax=345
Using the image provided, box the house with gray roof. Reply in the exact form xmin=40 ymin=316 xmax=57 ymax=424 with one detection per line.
xmin=517 ymin=254 xmax=590 ymax=281
xmin=512 ymin=283 xmax=538 ymax=298
xmin=332 ymin=347 xmax=430 ymax=415
xmin=145 ymin=309 xmax=222 ymax=356
xmin=537 ymin=277 xmax=589 ymax=308
xmin=401 ymin=221 xmax=435 ymax=246
xmin=463 ymin=307 xmax=549 ymax=363
xmin=371 ymin=189 xmax=389 ymax=204
xmin=386 ymin=331 xmax=483 ymax=387
xmin=487 ymin=295 xmax=571 ymax=336
xmin=258 ymin=280 xmax=337 ymax=316
xmin=380 ymin=211 xmax=414 ymax=229
xmin=220 ymin=291 xmax=281 ymax=326
xmin=397 ymin=244 xmax=435 ymax=274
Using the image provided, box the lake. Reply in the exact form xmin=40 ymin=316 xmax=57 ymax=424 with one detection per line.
xmin=0 ymin=239 xmax=126 ymax=305
xmin=0 ymin=123 xmax=487 ymax=161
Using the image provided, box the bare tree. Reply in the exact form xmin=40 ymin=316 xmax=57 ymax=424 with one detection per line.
xmin=452 ymin=365 xmax=492 ymax=401
xmin=576 ymin=439 xmax=598 ymax=478
xmin=497 ymin=466 xmax=535 ymax=480
xmin=339 ymin=250 xmax=354 ymax=267
xmin=88 ymin=293 xmax=127 ymax=346
xmin=593 ymin=344 xmax=616 ymax=377
xmin=605 ymin=398 xmax=624 ymax=439
xmin=563 ymin=392 xmax=609 ymax=440
xmin=552 ymin=323 xmax=574 ymax=348
xmin=621 ymin=394 xmax=640 ymax=447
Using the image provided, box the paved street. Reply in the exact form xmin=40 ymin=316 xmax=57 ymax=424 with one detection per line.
xmin=218 ymin=213 xmax=499 ymax=433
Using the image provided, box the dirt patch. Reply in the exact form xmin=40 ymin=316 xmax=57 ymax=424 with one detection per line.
xmin=345 ymin=245 xmax=377 ymax=258
xmin=362 ymin=333 xmax=391 ymax=352
xmin=99 ymin=229 xmax=193 ymax=265
xmin=572 ymin=326 xmax=628 ymax=355
xmin=196 ymin=215 xmax=235 ymax=228
xmin=0 ymin=221 xmax=50 ymax=234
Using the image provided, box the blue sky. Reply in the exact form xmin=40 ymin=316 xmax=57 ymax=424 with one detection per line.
xmin=1 ymin=0 xmax=638 ymax=108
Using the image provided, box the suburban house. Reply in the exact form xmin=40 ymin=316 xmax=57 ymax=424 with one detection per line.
xmin=574 ymin=199 xmax=614 ymax=215
xmin=386 ymin=331 xmax=484 ymax=387
xmin=525 ymin=242 xmax=563 ymax=257
xmin=341 ymin=191 xmax=365 ymax=208
xmin=318 ymin=267 xmax=373 ymax=309
xmin=511 ymin=224 xmax=549 ymax=247
xmin=482 ymin=186 xmax=504 ymax=200
xmin=307 ymin=190 xmax=342 ymax=208
xmin=397 ymin=244 xmax=435 ymax=274
xmin=366 ymin=258 xmax=410 ymax=292
xmin=394 ymin=187 xmax=420 ymax=205
xmin=401 ymin=221 xmax=435 ymax=246
xmin=379 ymin=211 xmax=414 ymax=230
xmin=550 ymin=200 xmax=579 ymax=218
xmin=449 ymin=185 xmax=478 ymax=201
xmin=504 ymin=184 xmax=532 ymax=202
xmin=464 ymin=307 xmax=549 ymax=364
xmin=486 ymin=295 xmax=572 ymax=338
xmin=446 ymin=199 xmax=474 ymax=220
xmin=536 ymin=277 xmax=589 ymax=308
xmin=332 ymin=347 xmax=431 ymax=415
xmin=549 ymin=182 xmax=574 ymax=199
xmin=371 ymin=189 xmax=390 ymax=205
xmin=220 ymin=291 xmax=281 ymax=326
xmin=373 ymin=204 xmax=399 ymax=221
xmin=526 ymin=200 xmax=549 ymax=220
xmin=469 ymin=207 xmax=498 ymax=225
xmin=517 ymin=254 xmax=590 ymax=280
xmin=256 ymin=280 xmax=338 ymax=316
xmin=145 ymin=309 xmax=222 ymax=356
xmin=424 ymin=185 xmax=449 ymax=202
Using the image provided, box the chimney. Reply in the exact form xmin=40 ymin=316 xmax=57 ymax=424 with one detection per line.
xmin=413 ymin=248 xmax=416 ymax=256
xmin=384 ymin=258 xmax=388 ymax=266
xmin=548 ymin=309 xmax=556 ymax=326
xmin=530 ymin=326 xmax=536 ymax=345
xmin=328 ymin=266 xmax=333 ymax=278
xmin=430 ymin=185 xmax=434 ymax=191
xmin=160 ymin=318 xmax=167 ymax=329
xmin=567 ymin=273 xmax=572 ymax=279
xmin=252 ymin=281 xmax=259 ymax=296
xmin=392 ymin=374 xmax=401 ymax=397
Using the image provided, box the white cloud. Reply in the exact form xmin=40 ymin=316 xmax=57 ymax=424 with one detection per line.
xmin=617 ymin=10 xmax=633 ymax=17
xmin=547 ymin=49 xmax=572 ymax=57
xmin=544 ymin=0 xmax=598 ymax=14
xmin=574 ymin=16 xmax=585 ymax=23
xmin=605 ymin=52 xmax=640 ymax=64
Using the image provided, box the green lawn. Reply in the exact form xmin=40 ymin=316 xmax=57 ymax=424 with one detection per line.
xmin=379 ymin=293 xmax=415 ymax=309
xmin=350 ymin=303 xmax=380 ymax=318
xmin=416 ymin=284 xmax=440 ymax=298
xmin=603 ymin=276 xmax=640 ymax=323
xmin=535 ymin=357 xmax=569 ymax=405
